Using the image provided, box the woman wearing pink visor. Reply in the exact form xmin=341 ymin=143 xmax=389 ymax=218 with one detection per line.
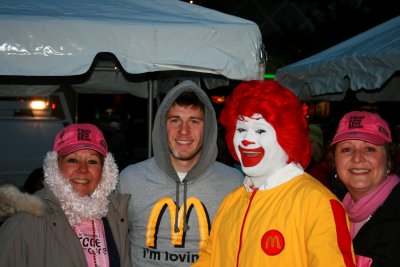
xmin=331 ymin=111 xmax=400 ymax=266
xmin=0 ymin=123 xmax=131 ymax=267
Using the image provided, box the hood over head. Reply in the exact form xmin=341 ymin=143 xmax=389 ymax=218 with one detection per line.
xmin=152 ymin=80 xmax=218 ymax=182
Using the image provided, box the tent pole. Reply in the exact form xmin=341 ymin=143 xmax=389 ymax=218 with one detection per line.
xmin=147 ymin=81 xmax=153 ymax=158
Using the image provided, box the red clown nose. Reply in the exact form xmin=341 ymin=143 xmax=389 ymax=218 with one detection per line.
xmin=241 ymin=140 xmax=255 ymax=146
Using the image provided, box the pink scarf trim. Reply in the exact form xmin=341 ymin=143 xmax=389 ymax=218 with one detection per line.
xmin=343 ymin=174 xmax=400 ymax=223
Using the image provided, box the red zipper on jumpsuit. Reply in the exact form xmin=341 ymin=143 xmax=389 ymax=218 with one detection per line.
xmin=235 ymin=188 xmax=258 ymax=267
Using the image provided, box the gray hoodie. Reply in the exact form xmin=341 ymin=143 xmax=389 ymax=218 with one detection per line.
xmin=118 ymin=80 xmax=243 ymax=267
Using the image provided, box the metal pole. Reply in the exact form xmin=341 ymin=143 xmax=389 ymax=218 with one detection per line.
xmin=147 ymin=81 xmax=153 ymax=158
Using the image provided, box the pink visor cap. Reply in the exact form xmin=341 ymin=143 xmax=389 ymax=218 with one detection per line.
xmin=53 ymin=123 xmax=108 ymax=156
xmin=331 ymin=111 xmax=392 ymax=146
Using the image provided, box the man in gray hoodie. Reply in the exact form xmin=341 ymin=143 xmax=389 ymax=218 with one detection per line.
xmin=118 ymin=80 xmax=243 ymax=266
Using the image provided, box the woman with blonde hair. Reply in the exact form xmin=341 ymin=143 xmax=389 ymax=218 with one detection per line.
xmin=0 ymin=123 xmax=131 ymax=267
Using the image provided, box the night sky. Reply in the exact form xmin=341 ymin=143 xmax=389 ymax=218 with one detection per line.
xmin=192 ymin=0 xmax=400 ymax=72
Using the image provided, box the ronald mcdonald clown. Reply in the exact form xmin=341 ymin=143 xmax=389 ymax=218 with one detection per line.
xmin=193 ymin=80 xmax=356 ymax=267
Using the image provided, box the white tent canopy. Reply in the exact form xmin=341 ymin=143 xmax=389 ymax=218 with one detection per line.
xmin=0 ymin=0 xmax=265 ymax=97
xmin=0 ymin=0 xmax=265 ymax=157
xmin=276 ymin=16 xmax=400 ymax=101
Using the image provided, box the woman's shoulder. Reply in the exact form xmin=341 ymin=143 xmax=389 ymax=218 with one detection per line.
xmin=290 ymin=173 xmax=338 ymax=201
xmin=380 ymin=181 xmax=400 ymax=213
xmin=0 ymin=184 xmax=46 ymax=221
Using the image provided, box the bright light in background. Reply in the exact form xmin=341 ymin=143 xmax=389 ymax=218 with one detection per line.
xmin=211 ymin=95 xmax=225 ymax=104
xmin=30 ymin=100 xmax=47 ymax=110
xmin=264 ymin=73 xmax=276 ymax=79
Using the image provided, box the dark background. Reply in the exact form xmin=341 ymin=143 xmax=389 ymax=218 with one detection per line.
xmin=194 ymin=0 xmax=399 ymax=72
xmin=76 ymin=1 xmax=400 ymax=165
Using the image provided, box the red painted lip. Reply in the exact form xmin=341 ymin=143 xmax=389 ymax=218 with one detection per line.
xmin=239 ymin=146 xmax=264 ymax=167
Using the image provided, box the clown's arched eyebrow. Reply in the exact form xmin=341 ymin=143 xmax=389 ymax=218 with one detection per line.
xmin=251 ymin=113 xmax=263 ymax=120
xmin=238 ymin=113 xmax=263 ymax=122
xmin=238 ymin=115 xmax=247 ymax=122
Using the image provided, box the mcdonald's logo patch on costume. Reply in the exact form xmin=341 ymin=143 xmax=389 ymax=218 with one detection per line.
xmin=261 ymin=229 xmax=285 ymax=256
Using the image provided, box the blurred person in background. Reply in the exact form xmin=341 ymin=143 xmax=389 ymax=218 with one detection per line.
xmin=306 ymin=123 xmax=332 ymax=190
xmin=331 ymin=111 xmax=400 ymax=266
xmin=109 ymin=121 xmax=129 ymax=170
xmin=0 ymin=123 xmax=131 ymax=267
xmin=22 ymin=167 xmax=45 ymax=194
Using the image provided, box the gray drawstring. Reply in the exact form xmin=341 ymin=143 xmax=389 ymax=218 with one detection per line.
xmin=173 ymin=180 xmax=190 ymax=233
xmin=183 ymin=180 xmax=189 ymax=231
xmin=174 ymin=182 xmax=180 ymax=233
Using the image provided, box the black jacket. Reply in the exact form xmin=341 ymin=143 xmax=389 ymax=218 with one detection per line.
xmin=353 ymin=183 xmax=400 ymax=266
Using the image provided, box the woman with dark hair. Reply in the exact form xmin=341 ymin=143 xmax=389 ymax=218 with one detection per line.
xmin=331 ymin=111 xmax=400 ymax=266
xmin=23 ymin=168 xmax=44 ymax=194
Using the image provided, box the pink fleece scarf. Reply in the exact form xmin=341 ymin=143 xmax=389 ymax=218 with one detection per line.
xmin=343 ymin=174 xmax=400 ymax=223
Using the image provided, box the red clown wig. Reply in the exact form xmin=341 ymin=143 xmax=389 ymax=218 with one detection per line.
xmin=219 ymin=80 xmax=311 ymax=169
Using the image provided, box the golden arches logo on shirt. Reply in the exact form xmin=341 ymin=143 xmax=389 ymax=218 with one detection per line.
xmin=261 ymin=229 xmax=285 ymax=256
xmin=146 ymin=197 xmax=209 ymax=248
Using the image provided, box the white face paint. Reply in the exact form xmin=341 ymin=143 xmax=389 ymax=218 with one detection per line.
xmin=233 ymin=113 xmax=288 ymax=178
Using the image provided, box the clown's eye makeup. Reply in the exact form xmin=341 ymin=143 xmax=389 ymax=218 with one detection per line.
xmin=237 ymin=128 xmax=246 ymax=133
xmin=255 ymin=129 xmax=266 ymax=135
